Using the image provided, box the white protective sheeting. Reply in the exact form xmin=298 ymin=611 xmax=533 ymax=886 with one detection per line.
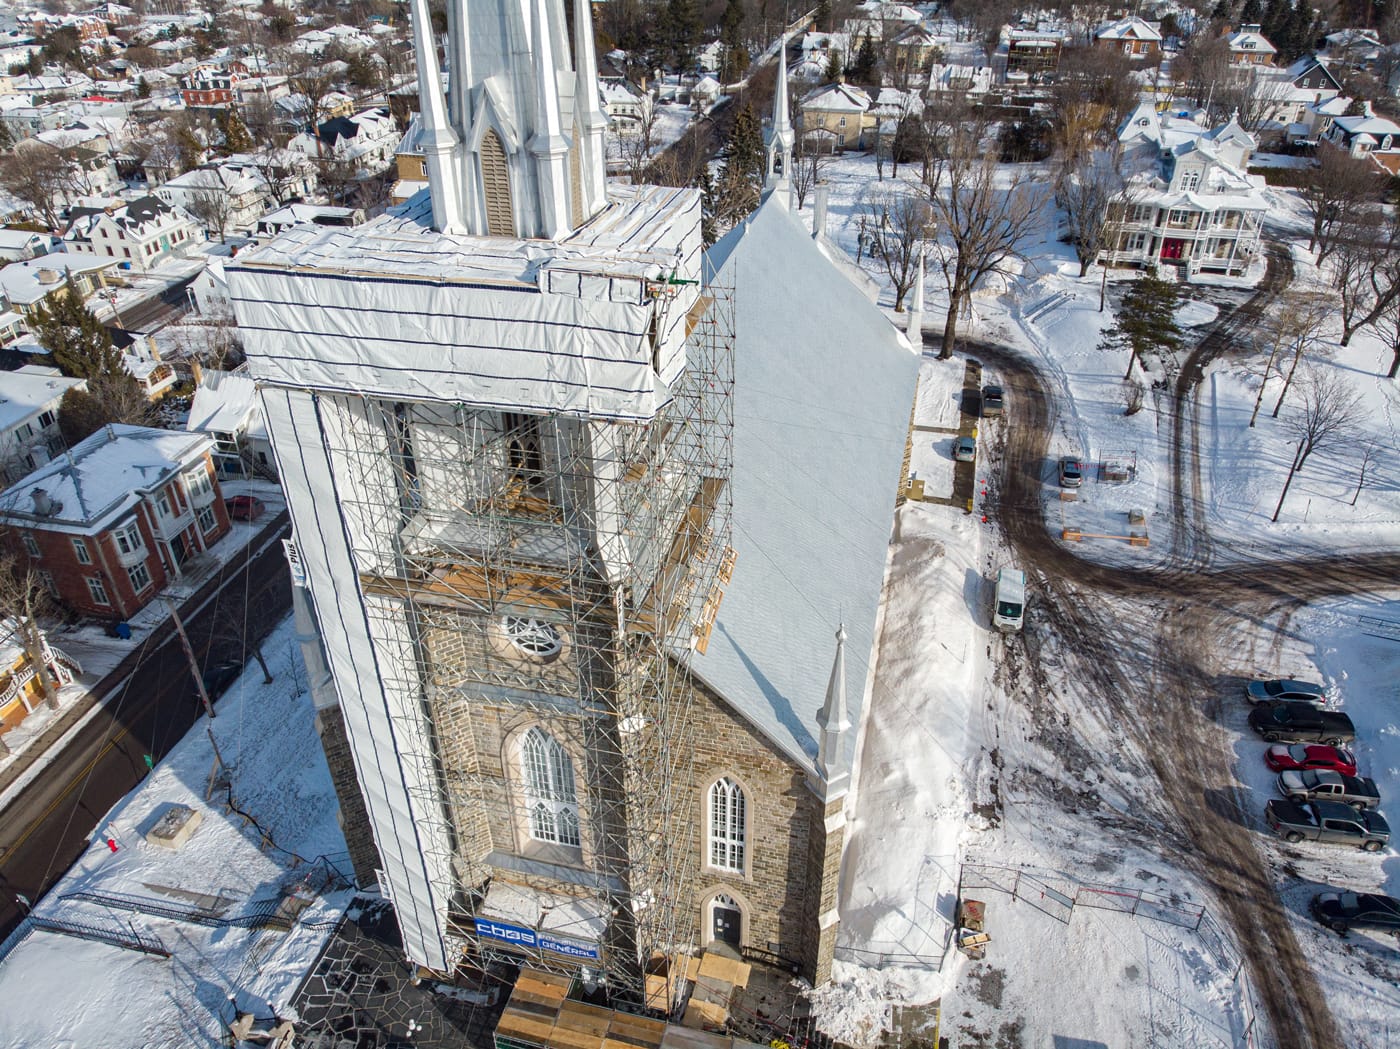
xmin=260 ymin=386 xmax=455 ymax=972
xmin=228 ymin=186 xmax=702 ymax=421
xmin=692 ymin=198 xmax=919 ymax=780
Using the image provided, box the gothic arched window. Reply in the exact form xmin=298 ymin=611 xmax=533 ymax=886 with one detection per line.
xmin=707 ymin=777 xmax=746 ymax=872
xmin=481 ymin=128 xmax=514 ymax=237
xmin=522 ymin=727 xmax=579 ymax=847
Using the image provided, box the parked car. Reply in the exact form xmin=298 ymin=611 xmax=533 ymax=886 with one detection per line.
xmin=981 ymin=384 xmax=1004 ymax=417
xmin=1058 ymin=457 xmax=1083 ymax=488
xmin=1277 ymin=769 xmax=1380 ymax=811
xmin=1245 ymin=679 xmax=1326 ymax=705
xmin=1248 ymin=702 xmax=1355 ymax=745
xmin=1264 ymin=799 xmax=1389 ymax=851
xmin=225 ymin=494 xmax=266 ymax=521
xmin=1265 ymin=743 xmax=1358 ymax=776
xmin=953 ymin=436 xmax=976 ymax=462
xmin=1310 ymin=891 xmax=1400 ymax=935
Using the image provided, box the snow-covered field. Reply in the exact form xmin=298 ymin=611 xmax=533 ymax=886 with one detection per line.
xmin=801 ymin=153 xmax=1400 ymax=1047
xmin=0 ymin=615 xmax=351 ymax=1049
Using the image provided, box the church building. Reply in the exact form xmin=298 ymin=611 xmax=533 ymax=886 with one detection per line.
xmin=227 ymin=0 xmax=917 ymax=1010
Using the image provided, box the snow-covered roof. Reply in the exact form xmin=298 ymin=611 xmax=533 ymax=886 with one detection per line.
xmin=186 ymin=369 xmax=262 ymax=438
xmin=801 ymin=82 xmax=872 ymax=112
xmin=1095 ymin=16 xmax=1161 ymax=43
xmin=1332 ymin=109 xmax=1400 ymax=138
xmin=0 ymin=252 xmax=117 ymax=308
xmin=1225 ymin=28 xmax=1277 ymax=55
xmin=0 ymin=365 xmax=84 ymax=436
xmin=695 ymin=198 xmax=919 ymax=779
xmin=0 ymin=424 xmax=214 ymax=533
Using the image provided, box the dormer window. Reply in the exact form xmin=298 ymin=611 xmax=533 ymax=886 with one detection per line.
xmin=1180 ymin=170 xmax=1201 ymax=192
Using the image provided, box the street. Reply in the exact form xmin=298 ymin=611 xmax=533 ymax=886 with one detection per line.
xmin=0 ymin=512 xmax=292 ymax=939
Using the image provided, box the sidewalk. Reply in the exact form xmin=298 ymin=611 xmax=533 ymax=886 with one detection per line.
xmin=0 ymin=509 xmax=290 ymax=801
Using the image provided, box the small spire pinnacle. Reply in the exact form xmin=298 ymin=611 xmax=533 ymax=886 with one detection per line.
xmin=764 ymin=34 xmax=794 ymax=203
xmin=816 ymin=623 xmax=851 ymax=797
xmin=408 ymin=0 xmax=462 ymax=233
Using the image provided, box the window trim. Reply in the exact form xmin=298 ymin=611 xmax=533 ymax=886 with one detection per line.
xmin=21 ymin=532 xmax=41 ymax=559
xmin=127 ymin=561 xmax=152 ymax=593
xmin=197 ymin=504 xmax=217 ymax=534
xmin=72 ymin=537 xmax=91 ymax=564
xmin=520 ymin=727 xmax=580 ymax=848
xmin=86 ymin=575 xmax=110 ymax=606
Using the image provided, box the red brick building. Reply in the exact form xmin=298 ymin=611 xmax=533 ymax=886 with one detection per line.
xmin=180 ymin=62 xmax=250 ymax=109
xmin=0 ymin=425 xmax=232 ymax=620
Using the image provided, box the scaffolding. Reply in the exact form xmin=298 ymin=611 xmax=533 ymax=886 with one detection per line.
xmin=311 ymin=281 xmax=735 ymax=1012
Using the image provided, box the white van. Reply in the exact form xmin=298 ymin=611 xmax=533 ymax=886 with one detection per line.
xmin=993 ymin=568 xmax=1025 ymax=633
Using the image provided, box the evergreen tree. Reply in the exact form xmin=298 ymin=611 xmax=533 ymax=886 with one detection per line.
xmin=0 ymin=120 xmax=11 ymax=152
xmin=720 ymin=0 xmax=746 ymax=80
xmin=1240 ymin=0 xmax=1263 ymax=23
xmin=26 ymin=49 xmax=42 ymax=76
xmin=850 ymin=32 xmax=878 ymax=84
xmin=815 ymin=0 xmax=832 ymax=32
xmin=1283 ymin=0 xmax=1317 ymax=61
xmin=825 ymin=47 xmax=843 ymax=82
xmin=136 ymin=75 xmax=150 ymax=99
xmin=220 ymin=109 xmax=253 ymax=153
xmin=1261 ymin=0 xmax=1288 ymax=41
xmin=31 ymin=280 xmax=126 ymax=383
xmin=663 ymin=0 xmax=700 ymax=70
xmin=1098 ymin=274 xmax=1183 ymax=380
xmin=716 ymin=101 xmax=764 ymax=225
xmin=1210 ymin=0 xmax=1232 ymax=18
xmin=697 ymin=166 xmax=718 ymax=247
xmin=56 ymin=386 xmax=111 ymax=447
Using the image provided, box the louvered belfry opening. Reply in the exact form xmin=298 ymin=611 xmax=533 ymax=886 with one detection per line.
xmin=480 ymin=129 xmax=514 ymax=237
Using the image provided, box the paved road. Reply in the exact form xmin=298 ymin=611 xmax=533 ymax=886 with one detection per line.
xmin=103 ymin=273 xmax=198 ymax=333
xmin=0 ymin=512 xmax=292 ymax=940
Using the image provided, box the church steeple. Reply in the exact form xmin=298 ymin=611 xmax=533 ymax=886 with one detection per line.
xmin=408 ymin=0 xmax=610 ymax=239
xmin=816 ymin=623 xmax=851 ymax=798
xmin=764 ymin=35 xmax=794 ymax=204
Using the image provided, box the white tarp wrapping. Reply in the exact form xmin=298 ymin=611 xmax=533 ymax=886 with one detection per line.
xmin=260 ymin=385 xmax=454 ymax=972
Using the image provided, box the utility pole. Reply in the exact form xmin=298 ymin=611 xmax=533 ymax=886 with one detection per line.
xmin=164 ymin=595 xmax=216 ymax=719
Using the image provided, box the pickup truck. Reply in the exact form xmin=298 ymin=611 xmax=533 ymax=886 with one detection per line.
xmin=1248 ymin=701 xmax=1355 ymax=745
xmin=1264 ymin=798 xmax=1389 ymax=851
xmin=1277 ymin=769 xmax=1381 ymax=811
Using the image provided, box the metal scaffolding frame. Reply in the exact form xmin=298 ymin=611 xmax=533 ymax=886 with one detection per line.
xmin=312 ymin=282 xmax=735 ymax=1012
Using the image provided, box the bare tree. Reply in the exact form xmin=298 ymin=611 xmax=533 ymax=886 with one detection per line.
xmin=1271 ymin=368 xmax=1362 ymax=522
xmin=0 ymin=547 xmax=62 ymax=716
xmin=864 ymin=187 xmax=933 ymax=311
xmin=87 ymin=370 xmax=157 ymax=427
xmin=1375 ymin=284 xmax=1400 ymax=381
xmin=1329 ymin=208 xmax=1400 ymax=346
xmin=1210 ymin=66 xmax=1294 ymax=134
xmin=1172 ymin=33 xmax=1232 ymax=109
xmin=1350 ymin=444 xmax=1378 ymax=507
xmin=1244 ymin=289 xmax=1335 ymax=423
xmin=282 ymin=50 xmax=339 ymax=148
xmin=789 ymin=133 xmax=831 ymax=210
xmin=926 ymin=134 xmax=1047 ymax=357
xmin=616 ymin=100 xmax=659 ymax=185
xmin=1049 ymin=47 xmax=1137 ymax=173
xmin=1058 ymin=151 xmax=1125 ymax=278
xmin=1298 ymin=142 xmax=1384 ymax=261
xmin=0 ymin=140 xmax=69 ymax=230
xmin=185 ymin=185 xmax=234 ymax=242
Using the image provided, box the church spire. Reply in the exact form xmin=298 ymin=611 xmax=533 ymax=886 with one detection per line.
xmin=408 ymin=0 xmax=464 ymax=232
xmin=816 ymin=623 xmax=852 ymax=797
xmin=764 ymin=35 xmax=794 ymax=204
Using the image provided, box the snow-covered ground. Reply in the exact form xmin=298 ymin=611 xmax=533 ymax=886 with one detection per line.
xmin=801 ymin=152 xmax=1400 ymax=1047
xmin=0 ymin=614 xmax=351 ymax=1049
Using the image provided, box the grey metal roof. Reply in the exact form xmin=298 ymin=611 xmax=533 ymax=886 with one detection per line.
xmin=692 ymin=198 xmax=919 ymax=777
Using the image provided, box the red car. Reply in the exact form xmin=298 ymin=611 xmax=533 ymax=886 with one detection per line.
xmin=1265 ymin=743 xmax=1358 ymax=777
xmin=225 ymin=495 xmax=265 ymax=521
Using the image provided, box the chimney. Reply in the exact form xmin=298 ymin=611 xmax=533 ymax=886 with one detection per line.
xmin=35 ymin=268 xmax=61 ymax=285
xmin=30 ymin=488 xmax=55 ymax=516
xmin=813 ymin=183 xmax=829 ymax=239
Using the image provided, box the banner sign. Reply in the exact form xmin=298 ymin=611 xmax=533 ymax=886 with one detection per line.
xmin=473 ymin=917 xmax=602 ymax=961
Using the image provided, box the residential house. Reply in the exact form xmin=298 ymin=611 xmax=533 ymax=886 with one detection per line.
xmin=1267 ymin=55 xmax=1344 ymax=132
xmin=290 ymin=107 xmax=398 ymax=175
xmin=156 ymin=163 xmax=272 ymax=235
xmin=1225 ymin=25 xmax=1277 ymax=67
xmin=926 ymin=61 xmax=992 ymax=99
xmin=1093 ymin=17 xmax=1162 ymax=61
xmin=179 ymin=61 xmax=248 ymax=108
xmin=0 ymin=365 xmax=86 ymax=482
xmin=0 ymin=617 xmax=79 ymax=734
xmin=0 ymin=229 xmax=53 ymax=263
xmin=889 ymin=24 xmax=941 ymax=77
xmin=795 ymin=32 xmax=850 ymax=81
xmin=223 ymin=149 xmax=319 ymax=207
xmin=185 ymin=366 xmax=275 ymax=478
xmin=1102 ymin=103 xmax=1269 ymax=277
xmin=0 ymin=253 xmax=118 ymax=320
xmin=0 ymin=307 xmax=25 ymax=347
xmin=1322 ymin=28 xmax=1383 ymax=69
xmin=232 ymin=74 xmax=291 ymax=106
xmin=799 ymin=81 xmax=874 ymax=151
xmin=63 ymin=195 xmax=204 ymax=272
xmin=602 ymin=81 xmax=652 ymax=131
xmin=9 ymin=72 xmax=95 ymax=102
xmin=0 ymin=425 xmax=231 ymax=620
xmin=1322 ymin=103 xmax=1400 ymax=173
xmin=255 ymin=203 xmax=363 ymax=239
xmin=0 ymin=97 xmax=71 ymax=141
xmin=999 ymin=26 xmax=1067 ymax=79
xmin=389 ymin=115 xmax=427 ymax=205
